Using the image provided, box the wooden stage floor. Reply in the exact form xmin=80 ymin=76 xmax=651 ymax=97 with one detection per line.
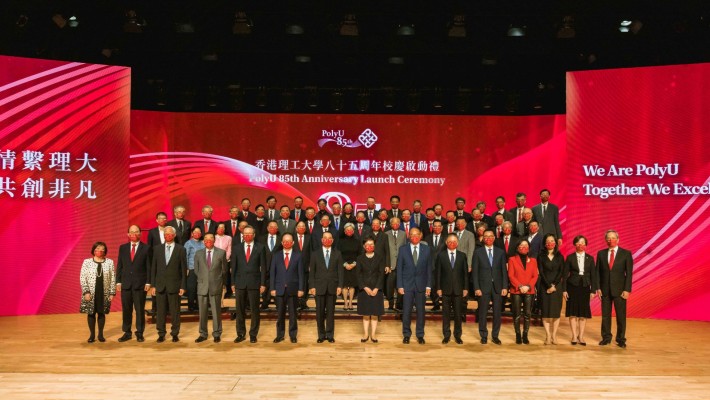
xmin=0 ymin=313 xmax=709 ymax=398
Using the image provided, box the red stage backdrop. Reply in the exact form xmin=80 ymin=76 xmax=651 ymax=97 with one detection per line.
xmin=566 ymin=63 xmax=710 ymax=320
xmin=0 ymin=56 xmax=130 ymax=315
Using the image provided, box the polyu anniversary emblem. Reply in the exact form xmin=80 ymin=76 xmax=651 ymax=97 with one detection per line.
xmin=317 ymin=128 xmax=378 ymax=149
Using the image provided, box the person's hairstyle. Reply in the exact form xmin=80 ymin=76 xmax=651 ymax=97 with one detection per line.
xmin=495 ymin=196 xmax=505 ymax=202
xmin=409 ymin=227 xmax=422 ymax=236
xmin=241 ymin=197 xmax=251 ymax=203
xmin=217 ymin=223 xmax=226 ymax=230
xmin=243 ymin=226 xmax=255 ymax=234
xmin=320 ymin=214 xmax=331 ymax=221
xmin=294 ymin=196 xmax=303 ymax=201
xmin=605 ymin=229 xmax=619 ymax=240
xmin=362 ymin=237 xmax=376 ymax=247
xmin=173 ymin=205 xmax=185 ymax=212
xmin=203 ymin=233 xmax=215 ymax=241
xmin=515 ymin=192 xmax=526 ymax=198
xmin=389 ymin=217 xmax=400 ymax=225
xmin=281 ymin=232 xmax=294 ymax=241
xmin=413 ymin=199 xmax=422 ymax=205
xmin=255 ymin=204 xmax=265 ymax=211
xmin=202 ymin=205 xmax=213 ymax=212
xmin=305 ymin=206 xmax=316 ymax=212
xmin=475 ymin=200 xmax=486 ymax=207
xmin=517 ymin=239 xmax=530 ymax=253
xmin=475 ymin=222 xmax=488 ymax=230
xmin=317 ymin=198 xmax=327 ymax=205
xmin=573 ymin=235 xmax=587 ymax=245
xmin=91 ymin=241 xmax=108 ymax=255
xmin=356 ymin=210 xmax=366 ymax=218
xmin=445 ymin=233 xmax=459 ymax=243
xmin=192 ymin=227 xmax=202 ymax=233
xmin=432 ymin=220 xmax=443 ymax=226
xmin=425 ymin=207 xmax=434 ymax=213
xmin=164 ymin=226 xmax=176 ymax=235
xmin=343 ymin=222 xmax=355 ymax=231
xmin=502 ymin=221 xmax=513 ymax=229
xmin=543 ymin=233 xmax=559 ymax=254
xmin=280 ymin=205 xmax=290 ymax=212
xmin=156 ymin=211 xmax=167 ymax=219
xmin=230 ymin=205 xmax=239 ymax=212
xmin=127 ymin=225 xmax=141 ymax=233
xmin=390 ymin=195 xmax=400 ymax=202
xmin=540 ymin=188 xmax=550 ymax=195
xmin=529 ymin=221 xmax=539 ymax=227
xmin=455 ymin=197 xmax=465 ymax=203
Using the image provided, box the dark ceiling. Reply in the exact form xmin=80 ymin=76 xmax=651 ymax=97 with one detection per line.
xmin=1 ymin=0 xmax=708 ymax=114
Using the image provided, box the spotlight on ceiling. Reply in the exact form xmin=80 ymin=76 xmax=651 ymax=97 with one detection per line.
xmin=448 ymin=14 xmax=466 ymax=38
xmin=397 ymin=24 xmax=415 ymax=36
xmin=340 ymin=14 xmax=358 ymax=36
xmin=507 ymin=24 xmax=526 ymax=37
xmin=557 ymin=15 xmax=575 ymax=39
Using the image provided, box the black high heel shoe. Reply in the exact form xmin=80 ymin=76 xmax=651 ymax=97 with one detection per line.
xmin=361 ymin=336 xmax=369 ymax=343
xmin=370 ymin=337 xmax=378 ymax=343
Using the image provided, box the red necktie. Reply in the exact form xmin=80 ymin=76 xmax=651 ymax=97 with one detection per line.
xmin=299 ymin=235 xmax=303 ymax=251
xmin=405 ymin=223 xmax=409 ymax=237
xmin=243 ymin=211 xmax=247 ymax=218
xmin=232 ymin=221 xmax=237 ymax=236
xmin=284 ymin=252 xmax=290 ymax=269
xmin=309 ymin=222 xmax=313 ymax=233
xmin=130 ymin=243 xmax=136 ymax=261
xmin=505 ymin=237 xmax=509 ymax=253
xmin=358 ymin=225 xmax=362 ymax=236
xmin=246 ymin=244 xmax=251 ymax=262
xmin=497 ymin=227 xmax=502 ymax=238
xmin=518 ymin=209 xmax=522 ymax=222
xmin=449 ymin=224 xmax=453 ymax=233
xmin=609 ymin=249 xmax=615 ymax=270
xmin=205 ymin=220 xmax=210 ymax=232
xmin=207 ymin=250 xmax=212 ymax=270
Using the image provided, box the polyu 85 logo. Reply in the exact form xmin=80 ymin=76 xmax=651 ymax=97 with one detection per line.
xmin=317 ymin=128 xmax=378 ymax=149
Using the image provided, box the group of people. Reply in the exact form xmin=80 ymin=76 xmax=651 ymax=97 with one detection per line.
xmin=79 ymin=190 xmax=633 ymax=348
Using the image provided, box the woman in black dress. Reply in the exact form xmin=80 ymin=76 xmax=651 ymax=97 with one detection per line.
xmin=79 ymin=242 xmax=116 ymax=343
xmin=338 ymin=223 xmax=361 ymax=311
xmin=537 ymin=233 xmax=565 ymax=345
xmin=562 ymin=235 xmax=596 ymax=346
xmin=356 ymin=237 xmax=385 ymax=342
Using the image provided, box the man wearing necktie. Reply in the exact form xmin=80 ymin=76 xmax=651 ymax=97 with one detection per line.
xmin=150 ymin=226 xmax=187 ymax=343
xmin=270 ymin=233 xmax=304 ymax=343
xmin=231 ymin=227 xmax=267 ymax=343
xmin=276 ymin=205 xmax=296 ymax=235
xmin=385 ymin=218 xmax=407 ymax=310
xmin=116 ymin=225 xmax=151 ymax=343
xmin=596 ymin=230 xmax=633 ymax=348
xmin=308 ymin=232 xmax=344 ymax=343
xmin=260 ymin=221 xmax=281 ymax=310
xmin=167 ymin=205 xmax=191 ymax=245
xmin=396 ymin=227 xmax=432 ymax=344
xmin=194 ymin=234 xmax=228 ymax=343
xmin=472 ymin=229 xmax=508 ymax=345
xmin=434 ymin=234 xmax=469 ymax=344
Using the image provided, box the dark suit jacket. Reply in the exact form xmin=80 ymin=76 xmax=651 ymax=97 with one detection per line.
xmin=595 ymin=247 xmax=633 ymax=297
xmin=311 ymin=225 xmax=338 ymax=250
xmin=116 ymin=241 xmax=150 ymax=290
xmin=371 ymin=231 xmax=391 ymax=268
xmin=527 ymin=233 xmax=543 ymax=258
xmin=147 ymin=227 xmax=163 ymax=249
xmin=231 ymin=241 xmax=267 ymax=290
xmin=494 ymin=209 xmax=515 ymax=223
xmin=276 ymin=218 xmax=297 ymax=235
xmin=562 ymin=252 xmax=596 ymax=291
xmin=194 ymin=247 xmax=228 ymax=296
xmin=472 ymin=246 xmax=508 ymax=295
xmin=330 ymin=214 xmax=348 ymax=234
xmin=424 ymin=234 xmax=446 ymax=259
xmin=495 ymin=235 xmax=520 ymax=258
xmin=353 ymin=223 xmax=373 ymax=244
xmin=420 ymin=220 xmax=436 ymax=239
xmin=357 ymin=253 xmax=386 ymax=290
xmin=454 ymin=210 xmax=473 ymax=223
xmin=238 ymin=211 xmax=258 ymax=226
xmin=396 ymin=243 xmax=433 ymax=292
xmin=259 ymin=233 xmax=282 ymax=273
xmin=252 ymin=218 xmax=267 ymax=237
xmin=290 ymin=209 xmax=307 ymax=223
xmin=270 ymin=250 xmax=304 ymax=296
xmin=308 ymin=247 xmax=344 ymax=294
xmin=150 ymin=242 xmax=187 ymax=293
xmin=434 ymin=249 xmax=469 ymax=295
xmin=515 ymin=220 xmax=534 ymax=237
xmin=193 ymin=219 xmax=217 ymax=239
xmin=223 ymin=219 xmax=242 ymax=239
xmin=532 ymin=202 xmax=562 ymax=240
xmin=167 ymin=219 xmax=191 ymax=245
xmin=292 ymin=233 xmax=312 ymax=271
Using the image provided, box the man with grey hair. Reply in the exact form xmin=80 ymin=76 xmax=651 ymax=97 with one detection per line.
xmin=385 ymin=217 xmax=406 ymax=310
xmin=194 ymin=233 xmax=228 ymax=343
xmin=167 ymin=205 xmax=191 ymax=245
xmin=596 ymin=230 xmax=633 ymax=348
xmin=150 ymin=225 xmax=187 ymax=342
xmin=193 ymin=205 xmax=217 ymax=239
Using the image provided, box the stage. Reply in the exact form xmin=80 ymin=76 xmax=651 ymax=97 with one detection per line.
xmin=0 ymin=314 xmax=708 ymax=398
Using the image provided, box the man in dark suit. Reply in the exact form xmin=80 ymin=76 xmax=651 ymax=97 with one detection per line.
xmin=475 ymin=201 xmax=496 ymax=230
xmin=238 ymin=198 xmax=258 ymax=226
xmin=353 ymin=211 xmax=373 ymax=243
xmin=596 ymin=230 xmax=633 ymax=348
xmin=411 ymin=200 xmax=425 ymax=227
xmin=259 ymin=221 xmax=281 ymax=309
xmin=420 ymin=208 xmax=436 ymax=238
xmin=167 ymin=205 xmax=191 ymax=245
xmin=193 ymin=205 xmax=217 ymax=239
xmin=150 ymin=226 xmax=187 ymax=342
xmin=311 ymin=214 xmax=336 ymax=250
xmin=385 ymin=218 xmax=407 ymax=310
xmin=454 ymin=197 xmax=473 ymax=224
xmin=400 ymin=209 xmax=418 ymax=240
xmin=224 ymin=205 xmax=242 ymax=240
xmin=493 ymin=196 xmax=515 ymax=223
xmin=117 ymin=225 xmax=151 ymax=343
xmin=309 ymin=231 xmax=344 ymax=343
xmin=424 ymin=220 xmax=446 ymax=310
xmin=434 ymin=234 xmax=469 ymax=344
xmin=532 ymin=189 xmax=563 ymax=246
xmin=330 ymin=202 xmax=346 ymax=235
xmin=231 ymin=226 xmax=267 ymax=343
xmin=396 ymin=227 xmax=432 ymax=344
xmin=527 ymin=221 xmax=543 ymax=258
xmin=270 ymin=233 xmax=304 ymax=343
xmin=509 ymin=192 xmax=527 ymax=225
xmin=386 ymin=195 xmax=402 ymax=225
xmin=472 ymin=229 xmax=509 ymax=344
xmin=265 ymin=195 xmax=278 ymax=221
xmin=194 ymin=234 xmax=228 ymax=343
xmin=515 ymin=208 xmax=535 ymax=237
xmin=315 ymin=198 xmax=334 ymax=224
xmin=290 ymin=196 xmax=307 ymax=223
xmin=495 ymin=221 xmax=520 ymax=258
xmin=147 ymin=211 xmax=168 ymax=248
xmin=252 ymin=204 xmax=267 ymax=237
xmin=364 ymin=196 xmax=378 ymax=225
xmin=293 ymin=222 xmax=313 ymax=310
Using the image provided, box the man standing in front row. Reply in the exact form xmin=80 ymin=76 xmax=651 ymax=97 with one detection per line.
xmin=151 ymin=226 xmax=187 ymax=343
xmin=596 ymin=229 xmax=633 ymax=348
xmin=434 ymin=234 xmax=469 ymax=344
xmin=270 ymin=233 xmax=304 ymax=343
xmin=117 ymin=225 xmax=151 ymax=343
xmin=472 ymin=229 xmax=508 ymax=345
xmin=194 ymin=234 xmax=228 ymax=343
xmin=309 ymin=231 xmax=344 ymax=343
xmin=231 ymin=226 xmax=267 ymax=343
xmin=396 ymin=227 xmax=432 ymax=344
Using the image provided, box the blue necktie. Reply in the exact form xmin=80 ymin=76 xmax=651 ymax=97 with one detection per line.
xmin=335 ymin=219 xmax=339 ymax=231
xmin=269 ymin=235 xmax=275 ymax=251
xmin=325 ymin=249 xmax=330 ymax=268
xmin=487 ymin=248 xmax=493 ymax=267
xmin=450 ymin=252 xmax=455 ymax=269
xmin=165 ymin=245 xmax=171 ymax=264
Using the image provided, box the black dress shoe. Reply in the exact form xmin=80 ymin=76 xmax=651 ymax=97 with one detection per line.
xmin=327 ymin=338 xmax=335 ymax=343
xmin=403 ymin=337 xmax=410 ymax=344
xmin=171 ymin=335 xmax=179 ymax=342
xmin=599 ymin=339 xmax=611 ymax=346
xmin=234 ymin=336 xmax=246 ymax=343
xmin=370 ymin=338 xmax=378 ymax=343
xmin=616 ymin=342 xmax=627 ymax=348
xmin=195 ymin=336 xmax=208 ymax=343
xmin=317 ymin=338 xmax=325 ymax=343
xmin=98 ymin=336 xmax=106 ymax=342
xmin=87 ymin=337 xmax=95 ymax=343
xmin=417 ymin=337 xmax=425 ymax=344
xmin=214 ymin=337 xmax=221 ymax=343
xmin=579 ymin=341 xmax=587 ymax=346
xmin=118 ymin=334 xmax=132 ymax=342
xmin=157 ymin=336 xmax=165 ymax=343
xmin=455 ymin=338 xmax=463 ymax=345
xmin=273 ymin=337 xmax=284 ymax=343
xmin=491 ymin=337 xmax=502 ymax=345
xmin=250 ymin=337 xmax=257 ymax=343
xmin=136 ymin=334 xmax=145 ymax=343
xmin=290 ymin=337 xmax=297 ymax=343
xmin=480 ymin=338 xmax=487 ymax=344
xmin=442 ymin=337 xmax=450 ymax=344
xmin=230 ymin=313 xmax=236 ymax=321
